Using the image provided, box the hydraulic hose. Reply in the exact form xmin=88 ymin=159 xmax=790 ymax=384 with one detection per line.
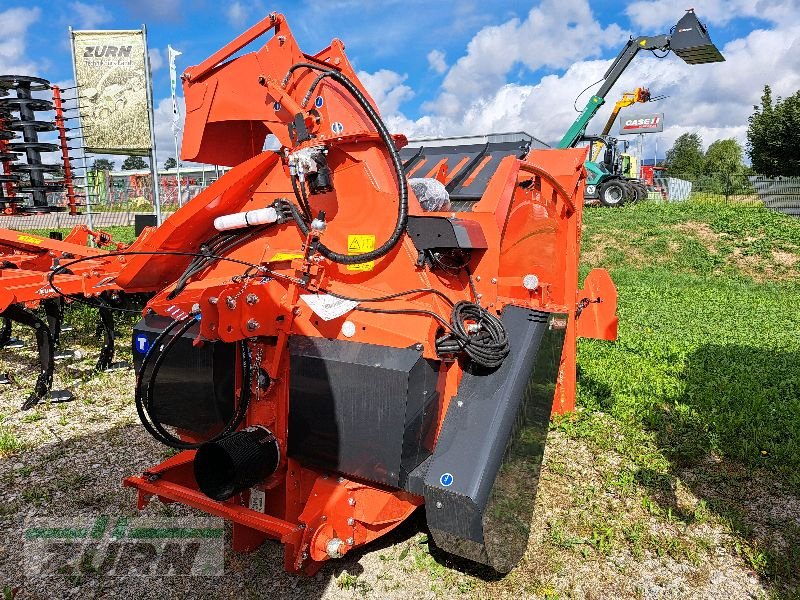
xmin=280 ymin=63 xmax=408 ymax=265
xmin=135 ymin=314 xmax=251 ymax=449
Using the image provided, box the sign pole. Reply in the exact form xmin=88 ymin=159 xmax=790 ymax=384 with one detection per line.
xmin=168 ymin=45 xmax=183 ymax=207
xmin=142 ymin=24 xmax=162 ymax=225
xmin=67 ymin=26 xmax=95 ymax=232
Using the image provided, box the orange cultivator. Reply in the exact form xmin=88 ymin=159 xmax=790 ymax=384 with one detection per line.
xmin=111 ymin=13 xmax=618 ymax=575
xmin=0 ymin=225 xmax=152 ymax=408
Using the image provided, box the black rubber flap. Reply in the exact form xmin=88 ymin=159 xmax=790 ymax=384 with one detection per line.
xmin=420 ymin=305 xmax=566 ymax=573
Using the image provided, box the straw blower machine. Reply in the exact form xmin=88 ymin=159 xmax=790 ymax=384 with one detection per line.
xmin=114 ymin=13 xmax=623 ymax=575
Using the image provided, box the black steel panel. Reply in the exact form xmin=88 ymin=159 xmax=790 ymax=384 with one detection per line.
xmin=288 ymin=336 xmax=440 ymax=488
xmin=132 ymin=314 xmax=236 ymax=437
xmin=420 ymin=306 xmax=566 ymax=572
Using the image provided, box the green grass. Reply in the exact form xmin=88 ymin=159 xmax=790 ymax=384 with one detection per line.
xmin=562 ymin=201 xmax=800 ymax=592
xmin=578 ymin=202 xmax=800 ymax=481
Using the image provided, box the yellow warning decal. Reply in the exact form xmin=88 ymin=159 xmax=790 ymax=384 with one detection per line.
xmin=268 ymin=251 xmax=304 ymax=262
xmin=17 ymin=234 xmax=42 ymax=245
xmin=347 ymin=234 xmax=375 ymax=271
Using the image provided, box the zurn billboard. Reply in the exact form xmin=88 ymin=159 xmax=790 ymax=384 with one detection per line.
xmin=619 ymin=113 xmax=664 ymax=135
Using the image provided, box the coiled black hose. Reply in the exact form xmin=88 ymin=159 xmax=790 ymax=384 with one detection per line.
xmin=279 ymin=63 xmax=408 ymax=265
xmin=135 ymin=314 xmax=251 ymax=449
xmin=435 ymin=301 xmax=510 ymax=369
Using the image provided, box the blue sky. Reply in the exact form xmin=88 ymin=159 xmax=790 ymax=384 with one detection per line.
xmin=2 ymin=0 xmax=798 ymax=166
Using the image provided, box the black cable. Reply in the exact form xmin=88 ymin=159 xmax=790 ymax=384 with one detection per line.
xmin=573 ymin=78 xmax=604 ymax=112
xmin=278 ymin=63 xmax=408 ymax=265
xmin=135 ymin=314 xmax=251 ymax=449
xmin=290 ymin=172 xmax=312 ymax=222
xmin=47 ymin=250 xmax=270 ymax=312
xmin=435 ymin=301 xmax=509 ymax=369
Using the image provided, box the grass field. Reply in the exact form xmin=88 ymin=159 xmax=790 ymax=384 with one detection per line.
xmin=2 ymin=201 xmax=800 ymax=598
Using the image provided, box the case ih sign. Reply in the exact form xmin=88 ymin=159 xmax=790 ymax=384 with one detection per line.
xmin=619 ymin=113 xmax=664 ymax=135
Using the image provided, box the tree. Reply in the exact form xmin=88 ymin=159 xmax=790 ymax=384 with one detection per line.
xmin=121 ymin=155 xmax=148 ymax=170
xmin=703 ymin=139 xmax=745 ymax=174
xmin=665 ymin=133 xmax=705 ymax=178
xmin=164 ymin=157 xmax=177 ymax=170
xmin=92 ymin=158 xmax=114 ymax=171
xmin=747 ymin=85 xmax=800 ymax=176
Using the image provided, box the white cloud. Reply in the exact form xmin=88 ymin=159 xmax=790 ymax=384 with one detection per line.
xmin=226 ymin=2 xmax=248 ymax=28
xmin=153 ymin=95 xmax=186 ymax=166
xmin=626 ymin=0 xmax=800 ymax=29
xmin=359 ymin=0 xmax=799 ymax=166
xmin=357 ymin=69 xmax=415 ymax=115
xmin=0 ymin=7 xmax=41 ymax=74
xmin=427 ymin=50 xmax=447 ymax=74
xmin=426 ymin=0 xmax=627 ymax=117
xmin=149 ymin=48 xmax=164 ymax=72
xmin=69 ymin=2 xmax=112 ymax=29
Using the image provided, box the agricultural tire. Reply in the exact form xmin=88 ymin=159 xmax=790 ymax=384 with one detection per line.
xmin=597 ymin=180 xmax=628 ymax=207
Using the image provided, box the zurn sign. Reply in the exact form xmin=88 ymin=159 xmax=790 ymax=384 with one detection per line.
xmin=619 ymin=113 xmax=664 ymax=135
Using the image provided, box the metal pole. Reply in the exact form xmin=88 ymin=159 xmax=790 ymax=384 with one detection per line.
xmin=173 ymin=133 xmax=183 ymax=207
xmin=142 ymin=24 xmax=162 ymax=225
xmin=68 ymin=27 xmax=94 ymax=231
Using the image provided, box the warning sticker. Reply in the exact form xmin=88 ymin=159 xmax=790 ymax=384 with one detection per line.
xmin=300 ymin=294 xmax=359 ymax=321
xmin=346 ymin=234 xmax=375 ymax=271
xmin=268 ymin=251 xmax=304 ymax=262
xmin=248 ymin=488 xmax=265 ymax=512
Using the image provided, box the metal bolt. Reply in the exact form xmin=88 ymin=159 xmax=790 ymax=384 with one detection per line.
xmin=225 ymin=296 xmax=236 ymax=309
xmin=348 ymin=497 xmax=356 ymax=506
xmin=298 ymin=523 xmax=306 ymax=529
xmin=477 ymin=293 xmax=483 ymax=299
xmin=209 ymin=296 xmax=218 ymax=305
xmin=475 ymin=275 xmax=481 ymax=282
xmin=302 ymin=551 xmax=309 ymax=560
xmin=191 ymin=303 xmax=200 ymax=313
xmin=414 ymin=343 xmax=423 ymax=351
xmin=247 ymin=319 xmax=259 ymax=331
xmin=337 ymin=477 xmax=344 ymax=484
xmin=346 ymin=537 xmax=354 ymax=546
xmin=293 ymin=307 xmax=302 ymax=316
xmin=321 ymin=515 xmax=327 ymax=521
xmin=322 ymin=474 xmax=328 ymax=480
xmin=491 ymin=278 xmax=497 ymax=284
xmin=436 ymin=501 xmax=443 ymax=509
xmin=246 ymin=293 xmax=259 ymax=305
xmin=326 ymin=538 xmax=345 ymax=559
xmin=457 ymin=400 xmax=463 ymax=407
xmin=347 ymin=518 xmax=355 ymax=526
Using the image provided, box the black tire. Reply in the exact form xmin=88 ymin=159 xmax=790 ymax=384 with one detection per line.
xmin=597 ymin=179 xmax=628 ymax=207
xmin=631 ymin=182 xmax=647 ymax=203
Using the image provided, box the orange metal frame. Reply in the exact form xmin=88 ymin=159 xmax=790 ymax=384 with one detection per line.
xmin=116 ymin=12 xmax=618 ymax=574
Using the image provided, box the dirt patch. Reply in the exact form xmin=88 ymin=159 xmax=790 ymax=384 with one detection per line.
xmin=582 ymin=232 xmax=648 ymax=269
xmin=673 ymin=222 xmax=721 ymax=254
xmin=772 ymin=250 xmax=799 ymax=268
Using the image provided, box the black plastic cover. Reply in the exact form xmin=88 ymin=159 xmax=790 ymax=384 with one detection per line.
xmin=418 ymin=306 xmax=566 ymax=573
xmin=288 ymin=336 xmax=441 ymax=488
xmin=406 ymin=216 xmax=488 ymax=253
xmin=132 ymin=314 xmax=236 ymax=437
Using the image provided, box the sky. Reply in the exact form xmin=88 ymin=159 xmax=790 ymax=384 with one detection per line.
xmin=1 ymin=0 xmax=799 ymax=168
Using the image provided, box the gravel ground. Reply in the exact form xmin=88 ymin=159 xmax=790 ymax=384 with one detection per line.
xmin=1 ymin=338 xmax=797 ymax=599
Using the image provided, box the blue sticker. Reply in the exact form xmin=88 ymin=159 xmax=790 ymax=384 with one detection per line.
xmin=273 ymin=101 xmax=282 ymax=112
xmin=439 ymin=472 xmax=453 ymax=487
xmin=331 ymin=121 xmax=344 ymax=135
xmin=134 ymin=334 xmax=150 ymax=355
xmin=315 ymin=96 xmax=324 ymax=108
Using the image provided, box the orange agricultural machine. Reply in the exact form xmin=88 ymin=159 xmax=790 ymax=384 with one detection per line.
xmin=0 ymin=225 xmax=152 ymax=407
xmin=107 ymin=13 xmax=618 ymax=574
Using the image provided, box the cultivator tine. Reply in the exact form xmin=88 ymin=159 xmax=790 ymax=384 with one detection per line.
xmin=95 ymin=305 xmax=129 ymax=372
xmin=0 ymin=317 xmax=24 ymax=350
xmin=1 ymin=303 xmax=73 ymax=409
xmin=43 ymin=298 xmax=75 ymax=361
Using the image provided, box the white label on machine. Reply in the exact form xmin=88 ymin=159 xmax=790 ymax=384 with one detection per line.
xmin=249 ymin=488 xmax=266 ymax=512
xmin=300 ymin=294 xmax=359 ymax=321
